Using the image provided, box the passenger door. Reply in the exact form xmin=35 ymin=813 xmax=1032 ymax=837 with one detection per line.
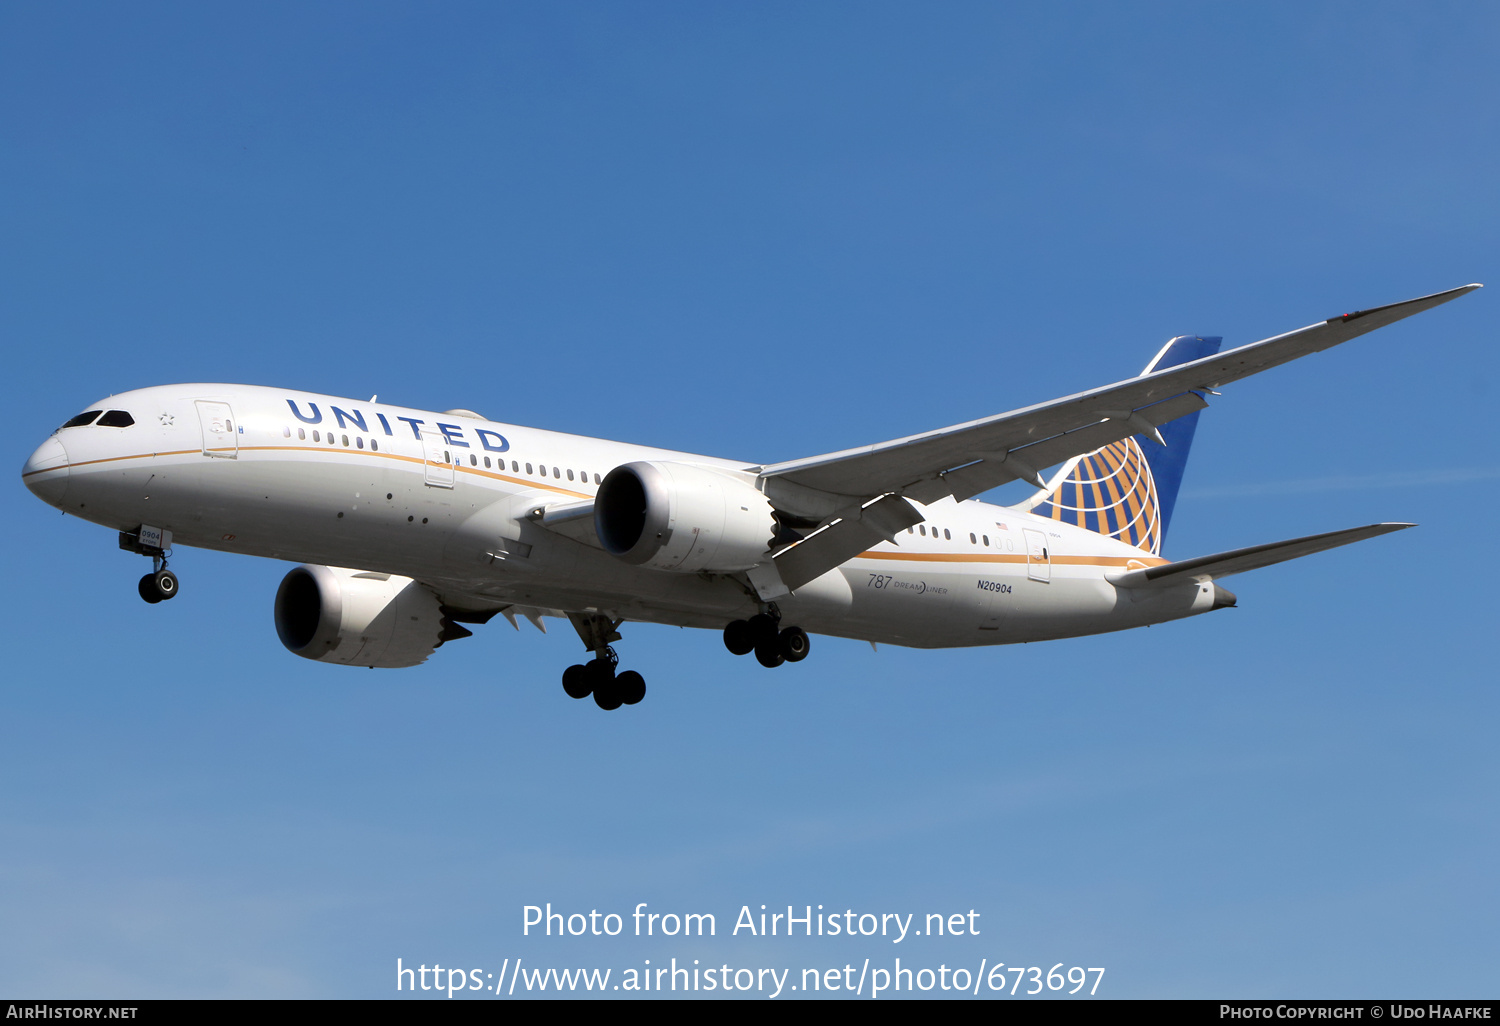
xmin=1023 ymin=528 xmax=1051 ymax=583
xmin=195 ymin=401 xmax=238 ymax=459
xmin=421 ymin=430 xmax=455 ymax=488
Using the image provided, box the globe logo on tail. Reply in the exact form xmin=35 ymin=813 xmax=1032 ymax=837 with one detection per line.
xmin=1024 ymin=437 xmax=1163 ymax=555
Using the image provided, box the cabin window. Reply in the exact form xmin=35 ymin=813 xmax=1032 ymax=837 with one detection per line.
xmin=282 ymin=426 xmax=291 ymax=438
xmin=312 ymin=430 xmax=320 ymax=442
xmin=370 ymin=439 xmax=378 ymax=451
xmin=356 ymin=437 xmax=364 ymax=449
xmin=553 ymin=467 xmax=561 ymax=478
xmin=298 ymin=428 xmax=305 ymax=440
xmin=327 ymin=434 xmax=335 ymax=445
xmin=341 ymin=434 xmax=349 ymax=447
xmin=566 ymin=469 xmax=574 ymax=481
xmin=484 ymin=456 xmax=491 ymax=468
xmin=970 ymin=532 xmax=977 ymax=544
xmin=593 ymin=473 xmax=601 ymax=484
xmin=983 ymin=535 xmax=990 ymax=546
xmin=60 ymin=411 xmax=102 ymax=429
xmin=944 ymin=529 xmax=951 ymax=540
xmin=97 ymin=410 xmax=135 ymax=427
xmin=526 ymin=463 xmax=533 ymax=475
xmin=470 ymin=454 xmax=478 ymax=466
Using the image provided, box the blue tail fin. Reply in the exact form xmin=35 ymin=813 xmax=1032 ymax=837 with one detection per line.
xmin=1015 ymin=334 xmax=1221 ymax=554
xmin=1137 ymin=334 xmax=1221 ymax=542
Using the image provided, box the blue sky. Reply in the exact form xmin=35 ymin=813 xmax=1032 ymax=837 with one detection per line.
xmin=2 ymin=2 xmax=1496 ymax=999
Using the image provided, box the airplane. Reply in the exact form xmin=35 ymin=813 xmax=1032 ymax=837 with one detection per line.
xmin=21 ymin=284 xmax=1480 ymax=710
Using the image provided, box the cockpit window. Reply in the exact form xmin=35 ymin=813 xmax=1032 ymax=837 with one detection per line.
xmin=97 ymin=410 xmax=136 ymax=427
xmin=61 ymin=411 xmax=102 ymax=429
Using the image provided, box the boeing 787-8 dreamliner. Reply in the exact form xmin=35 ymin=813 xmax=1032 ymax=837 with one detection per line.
xmin=21 ymin=284 xmax=1480 ymax=709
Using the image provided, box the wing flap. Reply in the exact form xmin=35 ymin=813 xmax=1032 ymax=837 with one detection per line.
xmin=774 ymin=494 xmax=924 ymax=591
xmin=901 ymin=391 xmax=1208 ymax=504
xmin=1109 ymin=522 xmax=1414 ymax=589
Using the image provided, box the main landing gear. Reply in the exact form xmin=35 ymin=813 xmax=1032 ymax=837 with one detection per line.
xmin=562 ymin=613 xmax=647 ymax=710
xmin=723 ymin=607 xmax=810 ymax=668
xmin=120 ymin=529 xmax=179 ymax=604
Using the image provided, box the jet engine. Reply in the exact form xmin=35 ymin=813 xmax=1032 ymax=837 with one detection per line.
xmin=274 ymin=564 xmax=448 ymax=668
xmin=594 ymin=461 xmax=776 ymax=573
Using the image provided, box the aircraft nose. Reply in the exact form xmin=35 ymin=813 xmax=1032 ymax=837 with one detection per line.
xmin=22 ymin=435 xmax=70 ymax=506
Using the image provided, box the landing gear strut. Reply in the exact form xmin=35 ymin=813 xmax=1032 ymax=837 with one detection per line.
xmin=562 ymin=613 xmax=647 ymax=710
xmin=724 ymin=605 xmax=810 ymax=668
xmin=121 ymin=529 xmax=179 ymax=604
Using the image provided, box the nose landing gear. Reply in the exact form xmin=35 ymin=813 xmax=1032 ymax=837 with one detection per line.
xmin=724 ymin=606 xmax=810 ymax=668
xmin=137 ymin=567 xmax=179 ymax=604
xmin=120 ymin=528 xmax=179 ymax=604
xmin=562 ymin=613 xmax=647 ymax=710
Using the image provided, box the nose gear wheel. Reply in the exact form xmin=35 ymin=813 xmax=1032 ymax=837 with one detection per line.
xmin=125 ymin=529 xmax=179 ymax=604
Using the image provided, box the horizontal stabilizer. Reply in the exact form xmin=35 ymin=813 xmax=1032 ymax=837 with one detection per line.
xmin=1109 ymin=522 xmax=1414 ymax=589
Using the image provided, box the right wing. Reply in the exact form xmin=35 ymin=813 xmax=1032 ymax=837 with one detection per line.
xmin=760 ymin=286 xmax=1477 ymax=592
xmin=758 ymin=284 xmax=1480 ymax=504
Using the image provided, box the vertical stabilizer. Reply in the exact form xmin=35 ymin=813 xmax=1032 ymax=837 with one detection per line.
xmin=1015 ymin=335 xmax=1221 ymax=554
xmin=1136 ymin=334 xmax=1221 ymax=541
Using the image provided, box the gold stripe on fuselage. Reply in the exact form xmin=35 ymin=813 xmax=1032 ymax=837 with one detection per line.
xmin=36 ymin=443 xmax=1168 ymax=567
xmin=854 ymin=550 xmax=1167 ymax=568
xmin=20 ymin=443 xmax=595 ymax=500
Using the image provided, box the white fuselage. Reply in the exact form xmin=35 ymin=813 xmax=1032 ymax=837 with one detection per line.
xmin=23 ymin=384 xmax=1221 ymax=650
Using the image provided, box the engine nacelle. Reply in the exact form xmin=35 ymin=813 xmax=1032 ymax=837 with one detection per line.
xmin=274 ymin=564 xmax=446 ymax=668
xmin=595 ymin=461 xmax=776 ymax=573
